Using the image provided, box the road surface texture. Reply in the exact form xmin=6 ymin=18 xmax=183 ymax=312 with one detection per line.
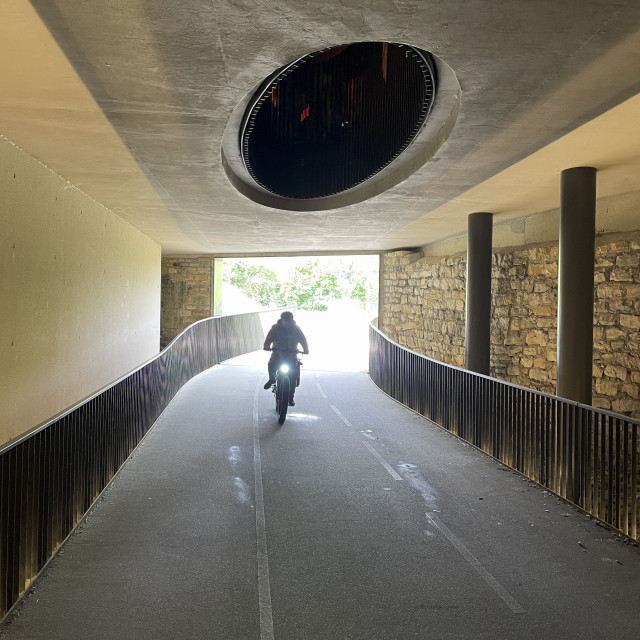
xmin=1 ymin=353 xmax=639 ymax=639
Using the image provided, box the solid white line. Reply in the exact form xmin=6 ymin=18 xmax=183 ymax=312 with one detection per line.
xmin=330 ymin=404 xmax=352 ymax=426
xmin=316 ymin=383 xmax=327 ymax=398
xmin=253 ymin=383 xmax=275 ymax=639
xmin=362 ymin=441 xmax=403 ymax=481
xmin=425 ymin=512 xmax=526 ymax=614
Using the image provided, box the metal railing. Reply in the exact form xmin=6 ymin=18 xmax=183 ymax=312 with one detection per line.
xmin=0 ymin=308 xmax=283 ymax=620
xmin=369 ymin=322 xmax=639 ymax=542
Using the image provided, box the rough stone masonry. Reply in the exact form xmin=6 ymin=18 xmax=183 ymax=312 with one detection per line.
xmin=379 ymin=233 xmax=640 ymax=419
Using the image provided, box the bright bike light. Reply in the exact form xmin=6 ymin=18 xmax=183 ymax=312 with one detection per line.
xmin=280 ymin=364 xmax=290 ymax=374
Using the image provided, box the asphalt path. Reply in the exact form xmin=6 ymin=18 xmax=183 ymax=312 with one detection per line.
xmin=2 ymin=353 xmax=639 ymax=639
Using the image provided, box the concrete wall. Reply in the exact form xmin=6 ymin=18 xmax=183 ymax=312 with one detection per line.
xmin=160 ymin=256 xmax=214 ymax=349
xmin=379 ymin=222 xmax=640 ymax=419
xmin=0 ymin=136 xmax=161 ymax=445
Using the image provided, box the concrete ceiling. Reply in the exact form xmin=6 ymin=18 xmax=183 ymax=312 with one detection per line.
xmin=2 ymin=0 xmax=640 ymax=255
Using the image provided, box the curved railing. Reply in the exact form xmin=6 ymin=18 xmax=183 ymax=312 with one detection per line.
xmin=369 ymin=321 xmax=639 ymax=542
xmin=0 ymin=308 xmax=285 ymax=619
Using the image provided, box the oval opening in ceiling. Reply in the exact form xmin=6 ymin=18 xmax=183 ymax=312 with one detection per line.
xmin=221 ymin=44 xmax=460 ymax=211
xmin=241 ymin=42 xmax=436 ymax=200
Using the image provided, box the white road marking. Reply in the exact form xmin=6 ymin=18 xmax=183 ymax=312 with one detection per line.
xmin=362 ymin=444 xmax=525 ymax=614
xmin=425 ymin=512 xmax=526 ymax=614
xmin=362 ymin=441 xmax=403 ymax=481
xmin=253 ymin=383 xmax=274 ymax=639
xmin=330 ymin=404 xmax=352 ymax=426
xmin=316 ymin=383 xmax=327 ymax=398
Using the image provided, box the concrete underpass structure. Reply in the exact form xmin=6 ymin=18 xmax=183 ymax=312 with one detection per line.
xmin=3 ymin=355 xmax=640 ymax=639
xmin=2 ymin=0 xmax=640 ymax=636
xmin=3 ymin=0 xmax=640 ymax=442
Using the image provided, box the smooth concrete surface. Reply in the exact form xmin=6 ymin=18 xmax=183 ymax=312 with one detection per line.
xmin=2 ymin=1 xmax=640 ymax=254
xmin=0 ymin=135 xmax=161 ymax=445
xmin=2 ymin=353 xmax=639 ymax=639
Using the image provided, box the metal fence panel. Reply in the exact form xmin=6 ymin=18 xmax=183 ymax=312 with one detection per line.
xmin=369 ymin=322 xmax=640 ymax=542
xmin=0 ymin=309 xmax=283 ymax=620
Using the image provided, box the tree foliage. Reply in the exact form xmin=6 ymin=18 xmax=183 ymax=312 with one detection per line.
xmin=223 ymin=258 xmax=377 ymax=311
xmin=280 ymin=261 xmax=342 ymax=311
xmin=225 ymin=261 xmax=283 ymax=307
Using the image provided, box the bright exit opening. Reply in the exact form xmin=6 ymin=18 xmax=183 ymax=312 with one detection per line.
xmin=215 ymin=255 xmax=379 ymax=372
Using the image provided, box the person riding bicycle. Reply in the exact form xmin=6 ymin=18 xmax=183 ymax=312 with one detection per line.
xmin=263 ymin=310 xmax=309 ymax=406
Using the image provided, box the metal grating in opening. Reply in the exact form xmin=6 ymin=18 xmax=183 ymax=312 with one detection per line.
xmin=240 ymin=42 xmax=437 ymax=200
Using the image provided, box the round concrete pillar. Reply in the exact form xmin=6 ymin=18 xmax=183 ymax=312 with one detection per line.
xmin=556 ymin=167 xmax=597 ymax=404
xmin=465 ymin=212 xmax=493 ymax=374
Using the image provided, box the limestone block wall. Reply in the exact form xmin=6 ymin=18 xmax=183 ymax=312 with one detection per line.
xmin=161 ymin=256 xmax=214 ymax=348
xmin=379 ymin=233 xmax=640 ymax=418
xmin=593 ymin=239 xmax=640 ymax=414
xmin=490 ymin=246 xmax=558 ymax=392
xmin=379 ymin=251 xmax=466 ymax=367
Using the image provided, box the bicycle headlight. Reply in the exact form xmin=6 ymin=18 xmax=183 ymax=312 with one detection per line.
xmin=279 ymin=364 xmax=290 ymax=374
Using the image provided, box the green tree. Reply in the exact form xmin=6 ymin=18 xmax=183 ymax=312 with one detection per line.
xmin=280 ymin=261 xmax=342 ymax=311
xmin=225 ymin=261 xmax=284 ymax=307
xmin=349 ymin=275 xmax=368 ymax=308
xmin=337 ymin=262 xmax=378 ymax=309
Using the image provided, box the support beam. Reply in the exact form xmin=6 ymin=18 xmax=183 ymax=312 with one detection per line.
xmin=465 ymin=212 xmax=493 ymax=374
xmin=556 ymin=167 xmax=597 ymax=404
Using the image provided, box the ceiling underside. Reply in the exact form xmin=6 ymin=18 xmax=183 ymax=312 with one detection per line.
xmin=2 ymin=0 xmax=640 ymax=255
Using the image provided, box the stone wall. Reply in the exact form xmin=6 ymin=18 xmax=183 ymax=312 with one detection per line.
xmin=490 ymin=246 xmax=558 ymax=392
xmin=593 ymin=239 xmax=640 ymax=414
xmin=379 ymin=233 xmax=640 ymax=418
xmin=379 ymin=251 xmax=466 ymax=367
xmin=161 ymin=256 xmax=213 ymax=348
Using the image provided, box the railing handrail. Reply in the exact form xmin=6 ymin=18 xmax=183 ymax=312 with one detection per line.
xmin=0 ymin=308 xmax=289 ymax=619
xmin=369 ymin=320 xmax=639 ymax=542
xmin=369 ymin=319 xmax=640 ymax=426
xmin=1 ymin=306 xmax=295 ymax=457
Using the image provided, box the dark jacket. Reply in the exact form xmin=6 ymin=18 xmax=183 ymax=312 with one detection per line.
xmin=263 ymin=319 xmax=309 ymax=353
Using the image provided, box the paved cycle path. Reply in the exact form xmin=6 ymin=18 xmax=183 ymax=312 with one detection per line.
xmin=2 ymin=353 xmax=639 ymax=639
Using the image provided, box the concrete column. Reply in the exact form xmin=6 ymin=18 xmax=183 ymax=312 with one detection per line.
xmin=465 ymin=212 xmax=493 ymax=374
xmin=556 ymin=167 xmax=597 ymax=404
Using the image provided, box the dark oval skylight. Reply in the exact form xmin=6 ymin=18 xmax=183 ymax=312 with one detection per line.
xmin=240 ymin=42 xmax=437 ymax=200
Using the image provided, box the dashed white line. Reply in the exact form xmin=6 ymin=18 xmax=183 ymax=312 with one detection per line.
xmin=362 ymin=441 xmax=403 ymax=481
xmin=330 ymin=404 xmax=352 ymax=426
xmin=324 ymin=390 xmax=523 ymax=615
xmin=359 ymin=439 xmax=525 ymax=615
xmin=425 ymin=512 xmax=526 ymax=614
xmin=316 ymin=383 xmax=327 ymax=398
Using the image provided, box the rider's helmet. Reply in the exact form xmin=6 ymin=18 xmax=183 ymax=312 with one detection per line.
xmin=280 ymin=311 xmax=294 ymax=321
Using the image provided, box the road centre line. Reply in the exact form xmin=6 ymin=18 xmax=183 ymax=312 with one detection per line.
xmin=425 ymin=512 xmax=526 ymax=614
xmin=362 ymin=441 xmax=403 ymax=480
xmin=253 ymin=383 xmax=275 ymax=639
xmin=330 ymin=404 xmax=352 ymax=426
xmin=316 ymin=383 xmax=327 ymax=398
xmin=359 ymin=438 xmax=524 ymax=614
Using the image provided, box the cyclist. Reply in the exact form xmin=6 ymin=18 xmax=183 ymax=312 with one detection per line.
xmin=263 ymin=311 xmax=309 ymax=406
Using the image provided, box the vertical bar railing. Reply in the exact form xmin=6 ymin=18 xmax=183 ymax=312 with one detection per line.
xmin=369 ymin=322 xmax=640 ymax=542
xmin=0 ymin=308 xmax=283 ymax=620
